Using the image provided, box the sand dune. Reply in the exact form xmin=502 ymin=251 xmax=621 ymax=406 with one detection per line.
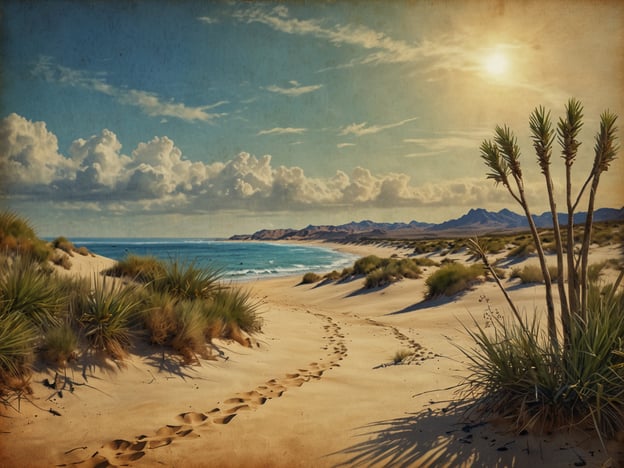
xmin=1 ymin=242 xmax=622 ymax=467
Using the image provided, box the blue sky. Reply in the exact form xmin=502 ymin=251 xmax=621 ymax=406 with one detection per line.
xmin=1 ymin=1 xmax=623 ymax=237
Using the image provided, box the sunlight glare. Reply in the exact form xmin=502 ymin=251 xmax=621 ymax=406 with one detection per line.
xmin=483 ymin=51 xmax=508 ymax=77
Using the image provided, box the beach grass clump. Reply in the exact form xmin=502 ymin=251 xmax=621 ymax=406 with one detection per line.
xmin=0 ymin=256 xmax=63 ymax=329
xmin=51 ymin=252 xmax=72 ymax=270
xmin=149 ymin=258 xmax=222 ymax=301
xmin=364 ymin=258 xmax=422 ymax=289
xmin=301 ymin=272 xmax=322 ymax=284
xmin=141 ymin=291 xmax=178 ymax=346
xmin=105 ymin=254 xmax=166 ymax=283
xmin=52 ymin=236 xmax=76 ymax=256
xmin=171 ymin=301 xmax=209 ymax=364
xmin=353 ymin=255 xmax=384 ymax=275
xmin=77 ymin=276 xmax=142 ymax=359
xmin=425 ymin=262 xmax=484 ymax=299
xmin=461 ymin=281 xmax=624 ymax=438
xmin=206 ymin=287 xmax=262 ymax=339
xmin=41 ymin=323 xmax=78 ymax=367
xmin=506 ymin=241 xmax=535 ymax=259
xmin=323 ymin=270 xmax=341 ymax=281
xmin=0 ymin=310 xmax=38 ymax=393
xmin=0 ymin=211 xmax=51 ymax=263
xmin=510 ymin=264 xmax=559 ymax=284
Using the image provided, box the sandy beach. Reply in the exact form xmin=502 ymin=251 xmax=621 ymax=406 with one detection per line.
xmin=1 ymin=241 xmax=623 ymax=467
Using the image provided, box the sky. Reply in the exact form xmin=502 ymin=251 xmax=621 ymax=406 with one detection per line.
xmin=1 ymin=0 xmax=623 ymax=238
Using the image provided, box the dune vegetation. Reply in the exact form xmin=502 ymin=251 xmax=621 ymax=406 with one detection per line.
xmin=464 ymin=99 xmax=624 ymax=442
xmin=0 ymin=212 xmax=263 ymax=397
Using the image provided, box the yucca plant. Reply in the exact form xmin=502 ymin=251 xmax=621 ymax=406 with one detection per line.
xmin=78 ymin=276 xmax=141 ymax=359
xmin=470 ymin=99 xmax=622 ymax=443
xmin=0 ymin=256 xmax=62 ymax=329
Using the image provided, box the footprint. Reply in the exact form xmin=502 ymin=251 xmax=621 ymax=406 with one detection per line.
xmin=213 ymin=414 xmax=237 ymax=425
xmin=117 ymin=451 xmax=145 ymax=463
xmin=148 ymin=438 xmax=172 ymax=449
xmin=225 ymin=404 xmax=250 ymax=414
xmin=224 ymin=397 xmax=245 ymax=404
xmin=155 ymin=425 xmax=181 ymax=437
xmin=176 ymin=412 xmax=208 ymax=425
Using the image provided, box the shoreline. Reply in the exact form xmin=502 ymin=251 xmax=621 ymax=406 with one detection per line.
xmin=1 ymin=242 xmax=622 ymax=466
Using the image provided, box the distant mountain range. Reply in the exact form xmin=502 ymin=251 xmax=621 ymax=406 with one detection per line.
xmin=230 ymin=207 xmax=624 ymax=241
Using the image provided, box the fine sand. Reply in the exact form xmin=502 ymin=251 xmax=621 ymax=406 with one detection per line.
xmin=1 ymin=242 xmax=623 ymax=467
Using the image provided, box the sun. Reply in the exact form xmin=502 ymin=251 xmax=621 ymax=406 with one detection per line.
xmin=483 ymin=51 xmax=509 ymax=77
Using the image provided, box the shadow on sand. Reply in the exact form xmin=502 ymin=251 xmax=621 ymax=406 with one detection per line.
xmin=326 ymin=399 xmax=596 ymax=468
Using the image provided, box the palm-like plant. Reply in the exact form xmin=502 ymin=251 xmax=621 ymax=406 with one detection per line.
xmin=0 ymin=256 xmax=62 ymax=329
xmin=77 ymin=276 xmax=141 ymax=359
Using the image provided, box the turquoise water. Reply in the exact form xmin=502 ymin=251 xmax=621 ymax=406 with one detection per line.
xmin=70 ymin=238 xmax=357 ymax=281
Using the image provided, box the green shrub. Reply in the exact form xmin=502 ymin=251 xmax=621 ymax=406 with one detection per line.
xmin=105 ymin=254 xmax=166 ymax=283
xmin=0 ymin=212 xmax=51 ymax=262
xmin=141 ymin=291 xmax=178 ymax=346
xmin=52 ymin=236 xmax=75 ymax=256
xmin=506 ymin=242 xmax=535 ymax=259
xmin=171 ymin=301 xmax=208 ymax=364
xmin=353 ymin=255 xmax=384 ymax=275
xmin=0 ymin=310 xmax=37 ymax=390
xmin=51 ymin=252 xmax=72 ymax=270
xmin=425 ymin=263 xmax=484 ymax=298
xmin=78 ymin=277 xmax=141 ymax=359
xmin=41 ymin=323 xmax=78 ymax=367
xmin=461 ymin=281 xmax=624 ymax=438
xmin=0 ymin=256 xmax=62 ymax=329
xmin=206 ymin=287 xmax=262 ymax=336
xmin=364 ymin=258 xmax=422 ymax=289
xmin=510 ymin=264 xmax=559 ymax=284
xmin=150 ymin=258 xmax=222 ymax=301
xmin=301 ymin=272 xmax=321 ymax=284
xmin=323 ymin=270 xmax=341 ymax=281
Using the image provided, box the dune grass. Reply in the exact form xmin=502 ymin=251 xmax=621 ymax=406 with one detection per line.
xmin=510 ymin=264 xmax=559 ymax=284
xmin=425 ymin=262 xmax=484 ymax=298
xmin=461 ymin=282 xmax=624 ymax=438
xmin=41 ymin=323 xmax=79 ymax=367
xmin=301 ymin=272 xmax=322 ymax=284
xmin=0 ymin=256 xmax=63 ymax=329
xmin=76 ymin=276 xmax=142 ymax=359
xmin=0 ymin=211 xmax=51 ymax=263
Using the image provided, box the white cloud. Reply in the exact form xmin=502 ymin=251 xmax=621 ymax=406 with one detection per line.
xmin=266 ymin=81 xmax=323 ymax=96
xmin=0 ymin=113 xmax=76 ymax=189
xmin=197 ymin=16 xmax=218 ymax=24
xmin=257 ymin=127 xmax=307 ymax=136
xmin=339 ymin=117 xmax=419 ymax=137
xmin=232 ymin=6 xmax=425 ymax=68
xmin=32 ymin=56 xmax=227 ymax=123
xmin=337 ymin=143 xmax=355 ymax=148
xmin=1 ymin=113 xmax=537 ymax=214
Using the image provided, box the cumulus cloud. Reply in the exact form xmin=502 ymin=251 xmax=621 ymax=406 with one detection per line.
xmin=266 ymin=80 xmax=323 ymax=96
xmin=0 ymin=113 xmax=76 ymax=190
xmin=256 ymin=127 xmax=307 ymax=136
xmin=32 ymin=56 xmax=227 ymax=123
xmin=2 ymin=113 xmax=510 ymax=214
xmin=197 ymin=16 xmax=218 ymax=24
xmin=339 ymin=117 xmax=419 ymax=137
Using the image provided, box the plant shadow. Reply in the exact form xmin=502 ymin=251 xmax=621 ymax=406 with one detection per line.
xmin=325 ymin=399 xmax=597 ymax=468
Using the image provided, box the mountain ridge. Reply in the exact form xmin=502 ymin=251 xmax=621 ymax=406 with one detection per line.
xmin=229 ymin=207 xmax=624 ymax=241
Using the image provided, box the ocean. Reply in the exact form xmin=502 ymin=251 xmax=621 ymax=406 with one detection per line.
xmin=70 ymin=238 xmax=357 ymax=281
